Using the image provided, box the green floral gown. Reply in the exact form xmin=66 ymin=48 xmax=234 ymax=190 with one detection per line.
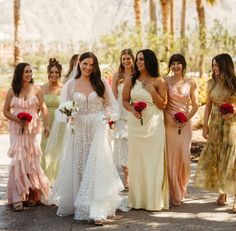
xmin=195 ymin=80 xmax=236 ymax=194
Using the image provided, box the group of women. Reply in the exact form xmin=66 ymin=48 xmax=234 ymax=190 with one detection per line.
xmin=3 ymin=48 xmax=236 ymax=226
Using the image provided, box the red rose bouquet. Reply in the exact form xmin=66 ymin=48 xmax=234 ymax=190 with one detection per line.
xmin=17 ymin=112 xmax=33 ymax=134
xmin=174 ymin=112 xmax=187 ymax=135
xmin=219 ymin=103 xmax=234 ymax=115
xmin=133 ymin=101 xmax=147 ymax=125
xmin=108 ymin=120 xmax=115 ymax=129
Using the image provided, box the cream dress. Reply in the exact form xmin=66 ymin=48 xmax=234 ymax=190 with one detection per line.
xmin=113 ymin=83 xmax=128 ymax=166
xmin=127 ymin=80 xmax=169 ymax=210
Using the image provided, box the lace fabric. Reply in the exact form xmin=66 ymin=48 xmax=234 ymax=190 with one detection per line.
xmin=49 ymin=79 xmax=124 ymax=220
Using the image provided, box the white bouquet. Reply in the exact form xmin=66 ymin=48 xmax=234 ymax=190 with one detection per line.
xmin=56 ymin=100 xmax=78 ymax=134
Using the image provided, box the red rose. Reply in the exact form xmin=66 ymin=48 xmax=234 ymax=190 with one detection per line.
xmin=17 ymin=112 xmax=33 ymax=133
xmin=133 ymin=101 xmax=147 ymax=125
xmin=174 ymin=112 xmax=187 ymax=135
xmin=133 ymin=102 xmax=147 ymax=112
xmin=108 ymin=120 xmax=115 ymax=129
xmin=174 ymin=112 xmax=188 ymax=123
xmin=219 ymin=103 xmax=234 ymax=115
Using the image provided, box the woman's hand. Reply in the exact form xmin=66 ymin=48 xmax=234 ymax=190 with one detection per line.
xmin=142 ymin=80 xmax=155 ymax=94
xmin=131 ymin=107 xmax=141 ymax=119
xmin=222 ymin=113 xmax=234 ymax=120
xmin=44 ymin=126 xmax=50 ymax=137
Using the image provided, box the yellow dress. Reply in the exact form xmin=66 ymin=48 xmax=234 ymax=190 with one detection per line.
xmin=195 ymin=81 xmax=236 ymax=194
xmin=41 ymin=94 xmax=64 ymax=184
xmin=127 ymin=80 xmax=169 ymax=210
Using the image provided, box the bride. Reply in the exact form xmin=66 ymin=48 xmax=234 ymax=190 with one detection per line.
xmin=48 ymin=52 xmax=124 ymax=225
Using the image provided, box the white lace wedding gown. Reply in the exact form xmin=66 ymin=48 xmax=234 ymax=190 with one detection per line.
xmin=51 ymin=79 xmax=124 ymax=220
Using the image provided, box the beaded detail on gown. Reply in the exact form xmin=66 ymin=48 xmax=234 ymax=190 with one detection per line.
xmin=195 ymin=81 xmax=236 ymax=194
xmin=164 ymin=79 xmax=192 ymax=205
xmin=7 ymin=96 xmax=50 ymax=204
xmin=51 ymin=81 xmax=124 ymax=220
xmin=112 ymin=83 xmax=128 ymax=166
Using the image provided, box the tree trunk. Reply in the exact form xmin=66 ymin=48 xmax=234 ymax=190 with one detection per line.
xmin=180 ymin=0 xmax=187 ymax=55
xmin=196 ymin=0 xmax=206 ymax=78
xmin=160 ymin=0 xmax=170 ymax=61
xmin=14 ymin=0 xmax=21 ymax=66
xmin=133 ymin=0 xmax=142 ymax=28
xmin=149 ymin=0 xmax=157 ymax=34
xmin=160 ymin=0 xmax=170 ymax=33
xmin=170 ymin=0 xmax=174 ymax=38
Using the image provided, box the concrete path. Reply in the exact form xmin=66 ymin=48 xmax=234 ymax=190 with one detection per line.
xmin=0 ymin=134 xmax=236 ymax=231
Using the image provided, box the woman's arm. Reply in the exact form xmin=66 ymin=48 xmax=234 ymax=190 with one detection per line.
xmin=143 ymin=77 xmax=167 ymax=109
xmin=36 ymin=86 xmax=50 ymax=137
xmin=122 ymin=78 xmax=141 ymax=119
xmin=202 ymin=90 xmax=212 ymax=139
xmin=188 ymin=79 xmax=198 ymax=120
xmin=3 ymin=89 xmax=21 ymax=123
xmin=111 ymin=72 xmax=119 ymax=99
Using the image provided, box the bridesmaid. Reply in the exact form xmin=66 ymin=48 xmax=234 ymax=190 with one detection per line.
xmin=3 ymin=63 xmax=50 ymax=211
xmin=123 ymin=49 xmax=169 ymax=211
xmin=112 ymin=48 xmax=134 ymax=190
xmin=40 ymin=58 xmax=63 ymax=183
xmin=164 ymin=54 xmax=198 ymax=206
xmin=195 ymin=53 xmax=236 ymax=212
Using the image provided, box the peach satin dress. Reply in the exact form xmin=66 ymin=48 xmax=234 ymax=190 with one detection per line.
xmin=7 ymin=96 xmax=50 ymax=204
xmin=164 ymin=79 xmax=192 ymax=205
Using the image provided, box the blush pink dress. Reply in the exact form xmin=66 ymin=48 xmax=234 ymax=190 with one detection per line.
xmin=164 ymin=78 xmax=192 ymax=205
xmin=7 ymin=95 xmax=50 ymax=204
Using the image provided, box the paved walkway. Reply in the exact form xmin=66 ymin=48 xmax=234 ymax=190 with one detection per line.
xmin=0 ymin=134 xmax=236 ymax=231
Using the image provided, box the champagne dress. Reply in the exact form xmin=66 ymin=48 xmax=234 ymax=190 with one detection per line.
xmin=195 ymin=80 xmax=236 ymax=194
xmin=7 ymin=96 xmax=50 ymax=204
xmin=127 ymin=80 xmax=169 ymax=211
xmin=164 ymin=78 xmax=192 ymax=205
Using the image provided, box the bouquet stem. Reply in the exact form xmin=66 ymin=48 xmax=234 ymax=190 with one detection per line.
xmin=140 ymin=117 xmax=143 ymax=126
xmin=178 ymin=127 xmax=181 ymax=135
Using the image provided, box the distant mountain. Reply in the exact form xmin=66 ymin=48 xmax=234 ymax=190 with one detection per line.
xmin=0 ymin=0 xmax=235 ymax=44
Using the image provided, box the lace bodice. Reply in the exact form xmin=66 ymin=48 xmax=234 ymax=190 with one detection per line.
xmin=73 ymin=91 xmax=105 ymax=115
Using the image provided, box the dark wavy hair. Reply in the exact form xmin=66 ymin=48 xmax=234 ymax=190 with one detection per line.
xmin=47 ymin=58 xmax=62 ymax=78
xmin=212 ymin=53 xmax=236 ymax=94
xmin=11 ymin=63 xmax=33 ymax=96
xmin=131 ymin=49 xmax=160 ymax=87
xmin=166 ymin=53 xmax=187 ymax=76
xmin=75 ymin=52 xmax=105 ymax=97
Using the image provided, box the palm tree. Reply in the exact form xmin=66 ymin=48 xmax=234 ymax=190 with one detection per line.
xmin=149 ymin=0 xmax=157 ymax=34
xmin=180 ymin=0 xmax=187 ymax=55
xmin=160 ymin=0 xmax=170 ymax=33
xmin=170 ymin=0 xmax=174 ymax=38
xmin=133 ymin=0 xmax=142 ymax=28
xmin=195 ymin=0 xmax=206 ymax=78
xmin=14 ymin=0 xmax=21 ymax=66
xmin=160 ymin=0 xmax=170 ymax=60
